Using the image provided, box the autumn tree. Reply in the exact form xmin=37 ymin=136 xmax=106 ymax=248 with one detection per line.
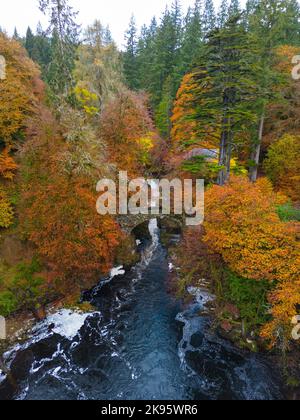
xmin=204 ymin=176 xmax=300 ymax=347
xmin=74 ymin=21 xmax=123 ymax=110
xmin=264 ymin=134 xmax=300 ymax=202
xmin=171 ymin=71 xmax=217 ymax=151
xmin=19 ymin=106 xmax=122 ymax=295
xmin=99 ymin=90 xmax=156 ymax=177
xmin=0 ymin=34 xmax=41 ymax=147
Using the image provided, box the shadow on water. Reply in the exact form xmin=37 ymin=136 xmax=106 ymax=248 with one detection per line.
xmin=0 ymin=220 xmax=283 ymax=400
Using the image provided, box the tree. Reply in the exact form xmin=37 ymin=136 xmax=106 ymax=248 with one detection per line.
xmin=135 ymin=17 xmax=158 ymax=96
xmin=20 ymin=105 xmax=122 ymax=294
xmin=25 ymin=27 xmax=35 ymax=57
xmin=264 ymin=134 xmax=300 ymax=201
xmin=228 ymin=0 xmax=241 ymax=17
xmin=99 ymin=90 xmax=155 ymax=177
xmin=218 ymin=0 xmax=229 ymax=27
xmin=204 ymin=176 xmax=297 ymax=281
xmin=0 ymin=186 xmax=14 ymax=228
xmin=13 ymin=28 xmax=20 ymax=41
xmin=74 ymin=21 xmax=123 ymax=109
xmin=202 ymin=0 xmax=216 ymax=36
xmin=193 ymin=16 xmax=260 ymax=185
xmin=39 ymin=0 xmax=80 ymax=95
xmin=204 ymin=175 xmax=300 ymax=348
xmin=0 ymin=148 xmax=18 ymax=180
xmin=155 ymin=76 xmax=173 ymax=138
xmin=25 ymin=25 xmax=52 ymax=79
xmin=123 ymin=15 xmax=138 ymax=90
xmin=179 ymin=0 xmax=203 ymax=72
xmin=0 ymin=34 xmax=41 ymax=147
xmin=247 ymin=0 xmax=300 ymax=181
xmin=171 ymin=73 xmax=206 ymax=153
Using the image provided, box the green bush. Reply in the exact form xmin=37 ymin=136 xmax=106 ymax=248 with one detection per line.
xmin=277 ymin=202 xmax=300 ymax=222
xmin=0 ymin=257 xmax=48 ymax=317
xmin=224 ymin=270 xmax=271 ymax=331
xmin=0 ymin=290 xmax=18 ymax=317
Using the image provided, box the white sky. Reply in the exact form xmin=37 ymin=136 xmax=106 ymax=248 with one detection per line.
xmin=1 ymin=0 xmax=234 ymax=48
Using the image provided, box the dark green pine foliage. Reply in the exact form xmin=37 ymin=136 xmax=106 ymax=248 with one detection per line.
xmin=25 ymin=27 xmax=35 ymax=56
xmin=202 ymin=0 xmax=217 ymax=36
xmin=248 ymin=0 xmax=300 ymax=47
xmin=39 ymin=0 xmax=80 ymax=96
xmin=246 ymin=0 xmax=300 ymax=181
xmin=218 ymin=0 xmax=230 ymax=28
xmin=123 ymin=15 xmax=139 ymax=90
xmin=228 ymin=0 xmax=241 ymax=17
xmin=180 ymin=0 xmax=203 ymax=72
xmin=155 ymin=76 xmax=174 ymax=139
xmin=25 ymin=24 xmax=52 ymax=79
xmin=153 ymin=2 xmax=185 ymax=137
xmin=194 ymin=15 xmax=260 ymax=185
xmin=154 ymin=5 xmax=182 ymax=99
xmin=13 ymin=28 xmax=21 ymax=41
xmin=136 ymin=17 xmax=158 ymax=95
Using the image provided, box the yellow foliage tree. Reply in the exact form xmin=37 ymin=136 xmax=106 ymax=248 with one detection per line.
xmin=0 ymin=33 xmax=41 ymax=147
xmin=0 ymin=186 xmax=14 ymax=228
xmin=204 ymin=176 xmax=300 ymax=348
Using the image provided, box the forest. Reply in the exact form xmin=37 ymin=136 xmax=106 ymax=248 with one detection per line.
xmin=0 ymin=0 xmax=300 ymax=401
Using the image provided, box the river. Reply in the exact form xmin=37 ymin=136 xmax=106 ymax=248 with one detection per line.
xmin=0 ymin=219 xmax=283 ymax=400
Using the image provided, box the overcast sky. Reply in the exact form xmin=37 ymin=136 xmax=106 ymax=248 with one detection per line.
xmin=1 ymin=0 xmax=238 ymax=47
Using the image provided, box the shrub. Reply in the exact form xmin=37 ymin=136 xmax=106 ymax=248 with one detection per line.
xmin=277 ymin=202 xmax=300 ymax=222
xmin=224 ymin=270 xmax=271 ymax=331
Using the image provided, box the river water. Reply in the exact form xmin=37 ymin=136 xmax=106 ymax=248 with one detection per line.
xmin=0 ymin=220 xmax=283 ymax=400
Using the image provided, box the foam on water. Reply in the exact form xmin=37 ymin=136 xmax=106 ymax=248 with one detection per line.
xmin=43 ymin=309 xmax=95 ymax=340
xmin=110 ymin=266 xmax=126 ymax=278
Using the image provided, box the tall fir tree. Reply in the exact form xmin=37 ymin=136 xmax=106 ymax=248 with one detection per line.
xmin=246 ymin=0 xmax=300 ymax=181
xmin=218 ymin=0 xmax=229 ymax=27
xmin=39 ymin=0 xmax=80 ymax=95
xmin=25 ymin=27 xmax=35 ymax=57
xmin=123 ymin=15 xmax=139 ymax=90
xmin=180 ymin=0 xmax=203 ymax=71
xmin=202 ymin=0 xmax=217 ymax=36
xmin=228 ymin=0 xmax=241 ymax=17
xmin=194 ymin=15 xmax=261 ymax=184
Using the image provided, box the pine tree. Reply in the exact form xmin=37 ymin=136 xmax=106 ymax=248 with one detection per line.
xmin=123 ymin=15 xmax=138 ymax=90
xmin=195 ymin=15 xmax=261 ymax=185
xmin=13 ymin=28 xmax=20 ymax=41
xmin=39 ymin=0 xmax=80 ymax=95
xmin=180 ymin=0 xmax=203 ymax=71
xmin=228 ymin=0 xmax=241 ymax=17
xmin=25 ymin=27 xmax=35 ymax=57
xmin=218 ymin=0 xmax=229 ymax=27
xmin=136 ymin=17 xmax=158 ymax=96
xmin=202 ymin=0 xmax=216 ymax=36
xmin=155 ymin=76 xmax=173 ymax=138
xmin=246 ymin=0 xmax=300 ymax=181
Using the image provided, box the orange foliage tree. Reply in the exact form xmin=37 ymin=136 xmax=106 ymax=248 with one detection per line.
xmin=0 ymin=148 xmax=18 ymax=180
xmin=19 ymin=107 xmax=122 ymax=295
xmin=203 ymin=176 xmax=300 ymax=347
xmin=171 ymin=73 xmax=199 ymax=150
xmin=100 ymin=90 xmax=155 ymax=177
xmin=171 ymin=71 xmax=217 ymax=153
xmin=0 ymin=33 xmax=42 ymax=147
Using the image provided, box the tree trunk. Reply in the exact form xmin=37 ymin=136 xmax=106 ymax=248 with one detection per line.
xmin=249 ymin=114 xmax=264 ymax=183
xmin=218 ymin=128 xmax=228 ymax=186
